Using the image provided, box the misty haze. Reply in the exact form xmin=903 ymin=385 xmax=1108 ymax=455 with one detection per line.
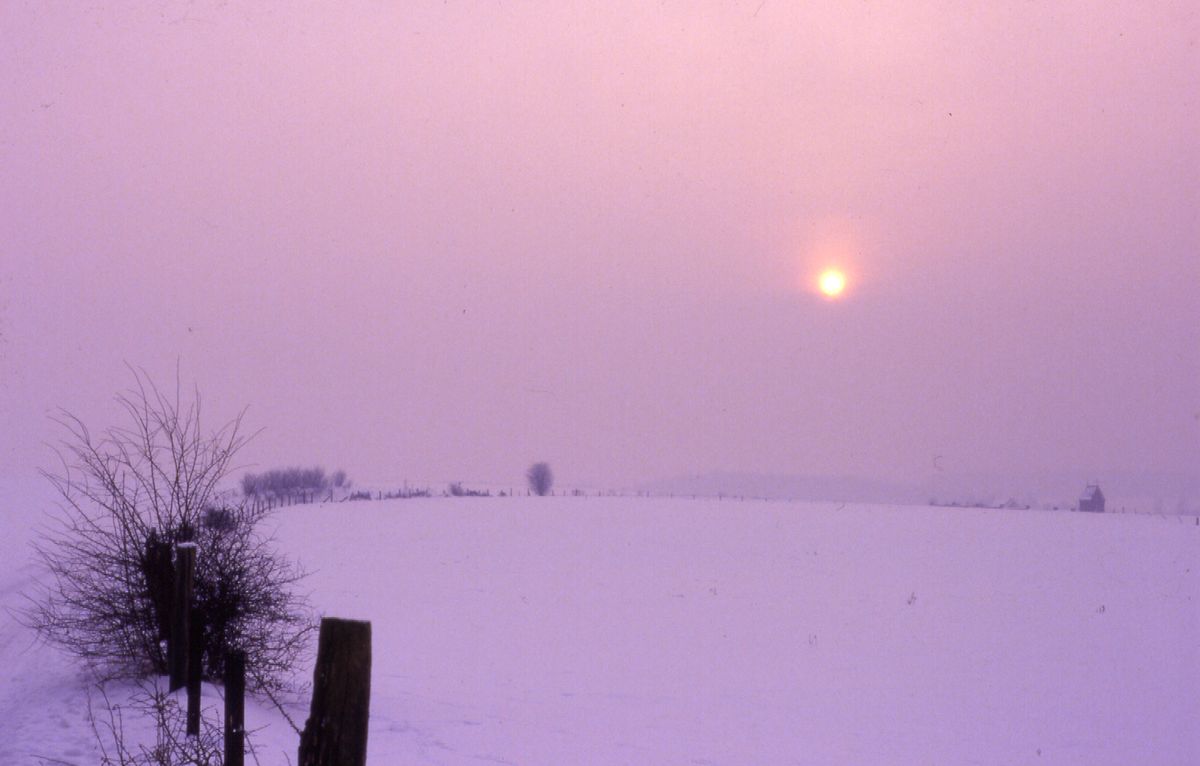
xmin=1 ymin=3 xmax=1196 ymax=764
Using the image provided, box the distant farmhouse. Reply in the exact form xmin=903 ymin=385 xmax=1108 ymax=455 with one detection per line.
xmin=1078 ymin=484 xmax=1105 ymax=513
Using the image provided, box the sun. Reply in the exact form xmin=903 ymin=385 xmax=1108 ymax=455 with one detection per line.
xmin=817 ymin=269 xmax=847 ymax=299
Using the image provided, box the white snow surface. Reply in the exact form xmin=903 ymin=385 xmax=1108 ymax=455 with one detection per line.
xmin=1 ymin=493 xmax=1197 ymax=765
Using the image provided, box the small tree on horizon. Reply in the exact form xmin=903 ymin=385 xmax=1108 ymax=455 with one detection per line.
xmin=527 ymin=462 xmax=553 ymax=496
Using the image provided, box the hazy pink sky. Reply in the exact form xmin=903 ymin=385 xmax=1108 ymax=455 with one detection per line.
xmin=2 ymin=2 xmax=1197 ymax=488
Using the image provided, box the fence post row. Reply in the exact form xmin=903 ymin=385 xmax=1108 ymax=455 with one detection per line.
xmin=298 ymin=617 xmax=372 ymax=766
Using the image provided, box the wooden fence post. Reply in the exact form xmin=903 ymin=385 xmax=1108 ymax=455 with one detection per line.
xmin=169 ymin=543 xmax=196 ymax=691
xmin=187 ymin=612 xmax=204 ymax=736
xmin=225 ymin=650 xmax=245 ymax=766
xmin=144 ymin=531 xmax=174 ymax=642
xmin=298 ymin=618 xmax=372 ymax=766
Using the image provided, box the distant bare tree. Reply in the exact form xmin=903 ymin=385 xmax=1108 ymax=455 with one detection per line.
xmin=26 ymin=371 xmax=314 ymax=692
xmin=526 ymin=462 xmax=553 ymax=496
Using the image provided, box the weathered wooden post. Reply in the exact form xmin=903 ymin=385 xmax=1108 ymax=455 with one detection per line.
xmin=225 ymin=650 xmax=246 ymax=766
xmin=298 ymin=618 xmax=372 ymax=766
xmin=169 ymin=543 xmax=196 ymax=691
xmin=187 ymin=612 xmax=204 ymax=736
xmin=143 ymin=530 xmax=174 ymax=641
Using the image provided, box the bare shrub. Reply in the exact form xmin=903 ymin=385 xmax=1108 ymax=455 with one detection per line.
xmin=87 ymin=678 xmax=227 ymax=766
xmin=447 ymin=482 xmax=489 ymax=498
xmin=191 ymin=505 xmax=312 ymax=689
xmin=27 ymin=371 xmax=314 ymax=693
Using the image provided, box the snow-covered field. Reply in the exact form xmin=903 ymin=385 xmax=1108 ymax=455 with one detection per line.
xmin=2 ymin=489 xmax=1197 ymax=765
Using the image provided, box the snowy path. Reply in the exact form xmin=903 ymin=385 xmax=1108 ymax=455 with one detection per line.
xmin=0 ymin=540 xmax=100 ymax=764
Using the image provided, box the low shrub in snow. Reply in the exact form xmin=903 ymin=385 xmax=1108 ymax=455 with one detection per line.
xmin=26 ymin=372 xmax=315 ymax=694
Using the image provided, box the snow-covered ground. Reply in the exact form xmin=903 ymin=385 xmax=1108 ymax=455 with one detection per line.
xmin=2 ymin=489 xmax=1197 ymax=764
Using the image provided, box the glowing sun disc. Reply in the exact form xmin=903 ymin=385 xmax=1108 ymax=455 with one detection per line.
xmin=818 ymin=269 xmax=847 ymax=298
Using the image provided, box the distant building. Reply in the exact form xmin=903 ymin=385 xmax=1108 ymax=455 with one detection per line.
xmin=1078 ymin=484 xmax=1105 ymax=513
